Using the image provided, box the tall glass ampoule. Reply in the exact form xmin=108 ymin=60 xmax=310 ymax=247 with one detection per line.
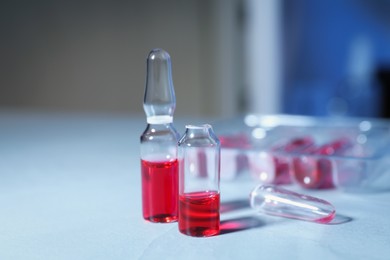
xmin=140 ymin=49 xmax=180 ymax=223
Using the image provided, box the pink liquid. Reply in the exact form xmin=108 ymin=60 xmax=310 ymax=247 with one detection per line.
xmin=141 ymin=159 xmax=178 ymax=223
xmin=273 ymin=137 xmax=314 ymax=184
xmin=219 ymin=133 xmax=251 ymax=149
xmin=293 ymin=138 xmax=351 ymax=189
xmin=283 ymin=137 xmax=314 ymax=153
xmin=293 ymin=157 xmax=330 ymax=189
xmin=179 ymin=191 xmax=220 ymax=237
xmin=273 ymin=157 xmax=291 ymax=184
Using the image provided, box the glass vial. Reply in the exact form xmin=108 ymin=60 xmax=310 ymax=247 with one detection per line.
xmin=178 ymin=124 xmax=220 ymax=237
xmin=250 ymin=185 xmax=336 ymax=223
xmin=140 ymin=49 xmax=180 ymax=223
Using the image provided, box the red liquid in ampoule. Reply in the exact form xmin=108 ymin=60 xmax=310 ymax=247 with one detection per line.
xmin=273 ymin=137 xmax=314 ymax=184
xmin=141 ymin=159 xmax=178 ymax=223
xmin=179 ymin=191 xmax=220 ymax=237
xmin=293 ymin=138 xmax=351 ymax=189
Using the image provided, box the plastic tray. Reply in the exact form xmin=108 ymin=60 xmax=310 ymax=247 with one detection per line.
xmin=214 ymin=114 xmax=390 ymax=192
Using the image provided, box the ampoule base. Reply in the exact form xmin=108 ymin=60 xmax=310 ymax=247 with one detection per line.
xmin=141 ymin=159 xmax=178 ymax=223
xmin=179 ymin=191 xmax=220 ymax=237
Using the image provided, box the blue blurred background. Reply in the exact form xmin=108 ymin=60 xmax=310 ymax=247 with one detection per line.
xmin=1 ymin=0 xmax=390 ymax=118
xmin=283 ymin=0 xmax=390 ymax=117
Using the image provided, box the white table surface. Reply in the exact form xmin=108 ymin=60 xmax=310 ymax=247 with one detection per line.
xmin=1 ymin=111 xmax=390 ymax=260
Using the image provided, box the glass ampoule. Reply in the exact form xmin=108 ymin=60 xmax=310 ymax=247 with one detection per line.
xmin=178 ymin=124 xmax=221 ymax=237
xmin=250 ymin=185 xmax=336 ymax=223
xmin=140 ymin=49 xmax=180 ymax=223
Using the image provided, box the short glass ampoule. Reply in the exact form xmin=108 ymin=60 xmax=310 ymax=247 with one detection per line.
xmin=178 ymin=124 xmax=221 ymax=237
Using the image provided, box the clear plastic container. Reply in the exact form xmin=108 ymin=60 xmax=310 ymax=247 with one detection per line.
xmin=215 ymin=114 xmax=390 ymax=192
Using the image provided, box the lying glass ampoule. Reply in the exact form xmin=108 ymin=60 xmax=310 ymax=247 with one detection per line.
xmin=250 ymin=185 xmax=336 ymax=223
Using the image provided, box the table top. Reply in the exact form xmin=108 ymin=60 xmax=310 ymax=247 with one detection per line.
xmin=1 ymin=111 xmax=390 ymax=260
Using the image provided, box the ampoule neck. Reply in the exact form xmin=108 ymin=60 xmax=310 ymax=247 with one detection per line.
xmin=146 ymin=115 xmax=173 ymax=124
xmin=145 ymin=121 xmax=178 ymax=133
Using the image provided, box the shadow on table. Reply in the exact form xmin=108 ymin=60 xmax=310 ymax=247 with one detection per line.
xmin=326 ymin=213 xmax=353 ymax=225
xmin=220 ymin=216 xmax=265 ymax=235
xmin=219 ymin=199 xmax=264 ymax=235
xmin=220 ymin=199 xmax=250 ymax=213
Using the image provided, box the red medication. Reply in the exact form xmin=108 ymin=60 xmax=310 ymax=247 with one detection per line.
xmin=283 ymin=137 xmax=314 ymax=153
xmin=140 ymin=49 xmax=180 ymax=223
xmin=273 ymin=137 xmax=314 ymax=184
xmin=179 ymin=191 xmax=220 ymax=237
xmin=273 ymin=157 xmax=291 ymax=184
xmin=141 ymin=159 xmax=178 ymax=223
xmin=178 ymin=124 xmax=221 ymax=236
xmin=293 ymin=137 xmax=352 ymax=189
xmin=293 ymin=156 xmax=329 ymax=189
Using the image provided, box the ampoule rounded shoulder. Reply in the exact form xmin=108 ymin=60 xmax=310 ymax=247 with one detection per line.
xmin=178 ymin=124 xmax=220 ymax=147
xmin=141 ymin=123 xmax=180 ymax=142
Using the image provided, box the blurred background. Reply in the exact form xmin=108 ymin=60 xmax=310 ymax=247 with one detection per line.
xmin=1 ymin=0 xmax=390 ymax=119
